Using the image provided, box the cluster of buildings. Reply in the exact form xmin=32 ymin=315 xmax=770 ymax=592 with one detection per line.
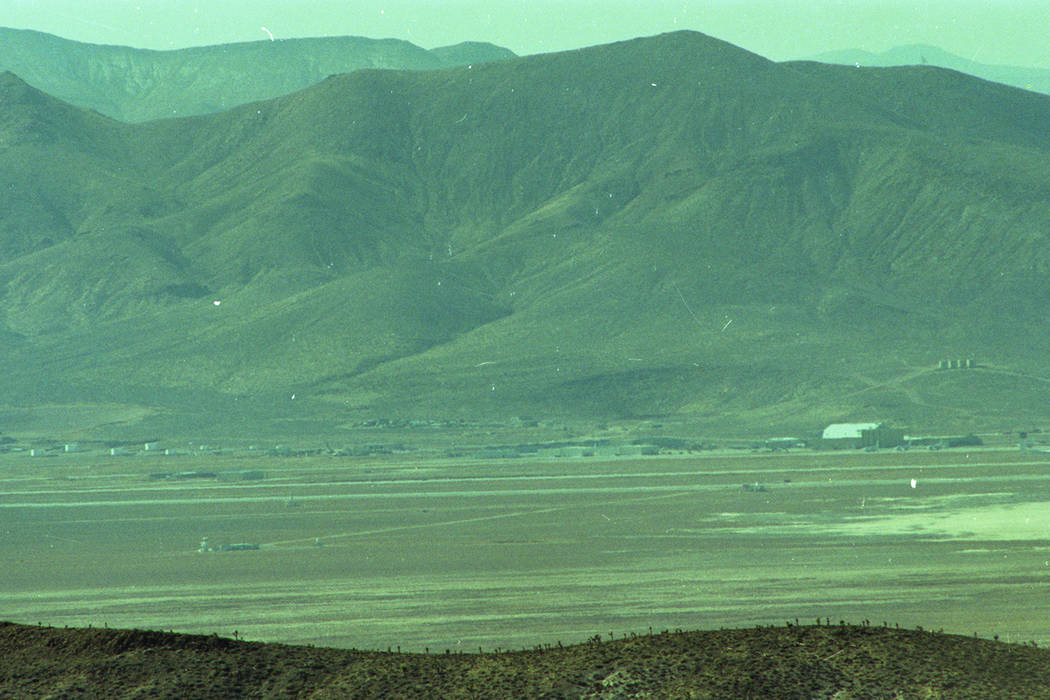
xmin=757 ymin=423 xmax=907 ymax=451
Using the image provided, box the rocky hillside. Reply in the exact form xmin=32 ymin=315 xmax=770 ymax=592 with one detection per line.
xmin=2 ymin=621 xmax=1047 ymax=698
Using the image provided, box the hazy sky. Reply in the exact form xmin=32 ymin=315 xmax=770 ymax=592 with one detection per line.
xmin=4 ymin=0 xmax=1050 ymax=67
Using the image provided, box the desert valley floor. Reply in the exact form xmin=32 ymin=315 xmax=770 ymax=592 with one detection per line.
xmin=3 ymin=446 xmax=1049 ymax=653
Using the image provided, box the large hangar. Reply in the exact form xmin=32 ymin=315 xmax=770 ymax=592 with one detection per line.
xmin=821 ymin=423 xmax=905 ymax=449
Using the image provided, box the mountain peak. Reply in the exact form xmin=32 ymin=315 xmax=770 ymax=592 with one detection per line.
xmin=617 ymin=29 xmax=773 ymax=62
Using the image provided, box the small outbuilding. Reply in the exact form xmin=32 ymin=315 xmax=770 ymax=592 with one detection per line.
xmin=821 ymin=423 xmax=904 ymax=449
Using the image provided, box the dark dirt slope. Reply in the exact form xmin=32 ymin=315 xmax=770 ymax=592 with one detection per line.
xmin=3 ymin=621 xmax=1049 ymax=698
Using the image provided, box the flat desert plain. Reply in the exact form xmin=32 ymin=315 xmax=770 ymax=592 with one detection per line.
xmin=2 ymin=447 xmax=1049 ymax=651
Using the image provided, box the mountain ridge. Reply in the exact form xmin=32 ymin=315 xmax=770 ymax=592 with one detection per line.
xmin=2 ymin=30 xmax=1049 ymax=439
xmin=812 ymin=43 xmax=1050 ymax=95
xmin=0 ymin=26 xmax=516 ymax=122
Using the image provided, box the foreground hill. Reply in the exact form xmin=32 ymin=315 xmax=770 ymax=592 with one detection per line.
xmin=2 ymin=621 xmax=1047 ymax=698
xmin=3 ymin=30 xmax=1050 ymax=440
xmin=0 ymin=27 xmax=514 ymax=122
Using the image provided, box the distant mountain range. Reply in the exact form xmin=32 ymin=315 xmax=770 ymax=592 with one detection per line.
xmin=0 ymin=27 xmax=515 ymax=122
xmin=812 ymin=44 xmax=1050 ymax=95
xmin=2 ymin=30 xmax=1049 ymax=441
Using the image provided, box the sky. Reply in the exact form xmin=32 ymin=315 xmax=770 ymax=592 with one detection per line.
xmin=3 ymin=0 xmax=1050 ymax=68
